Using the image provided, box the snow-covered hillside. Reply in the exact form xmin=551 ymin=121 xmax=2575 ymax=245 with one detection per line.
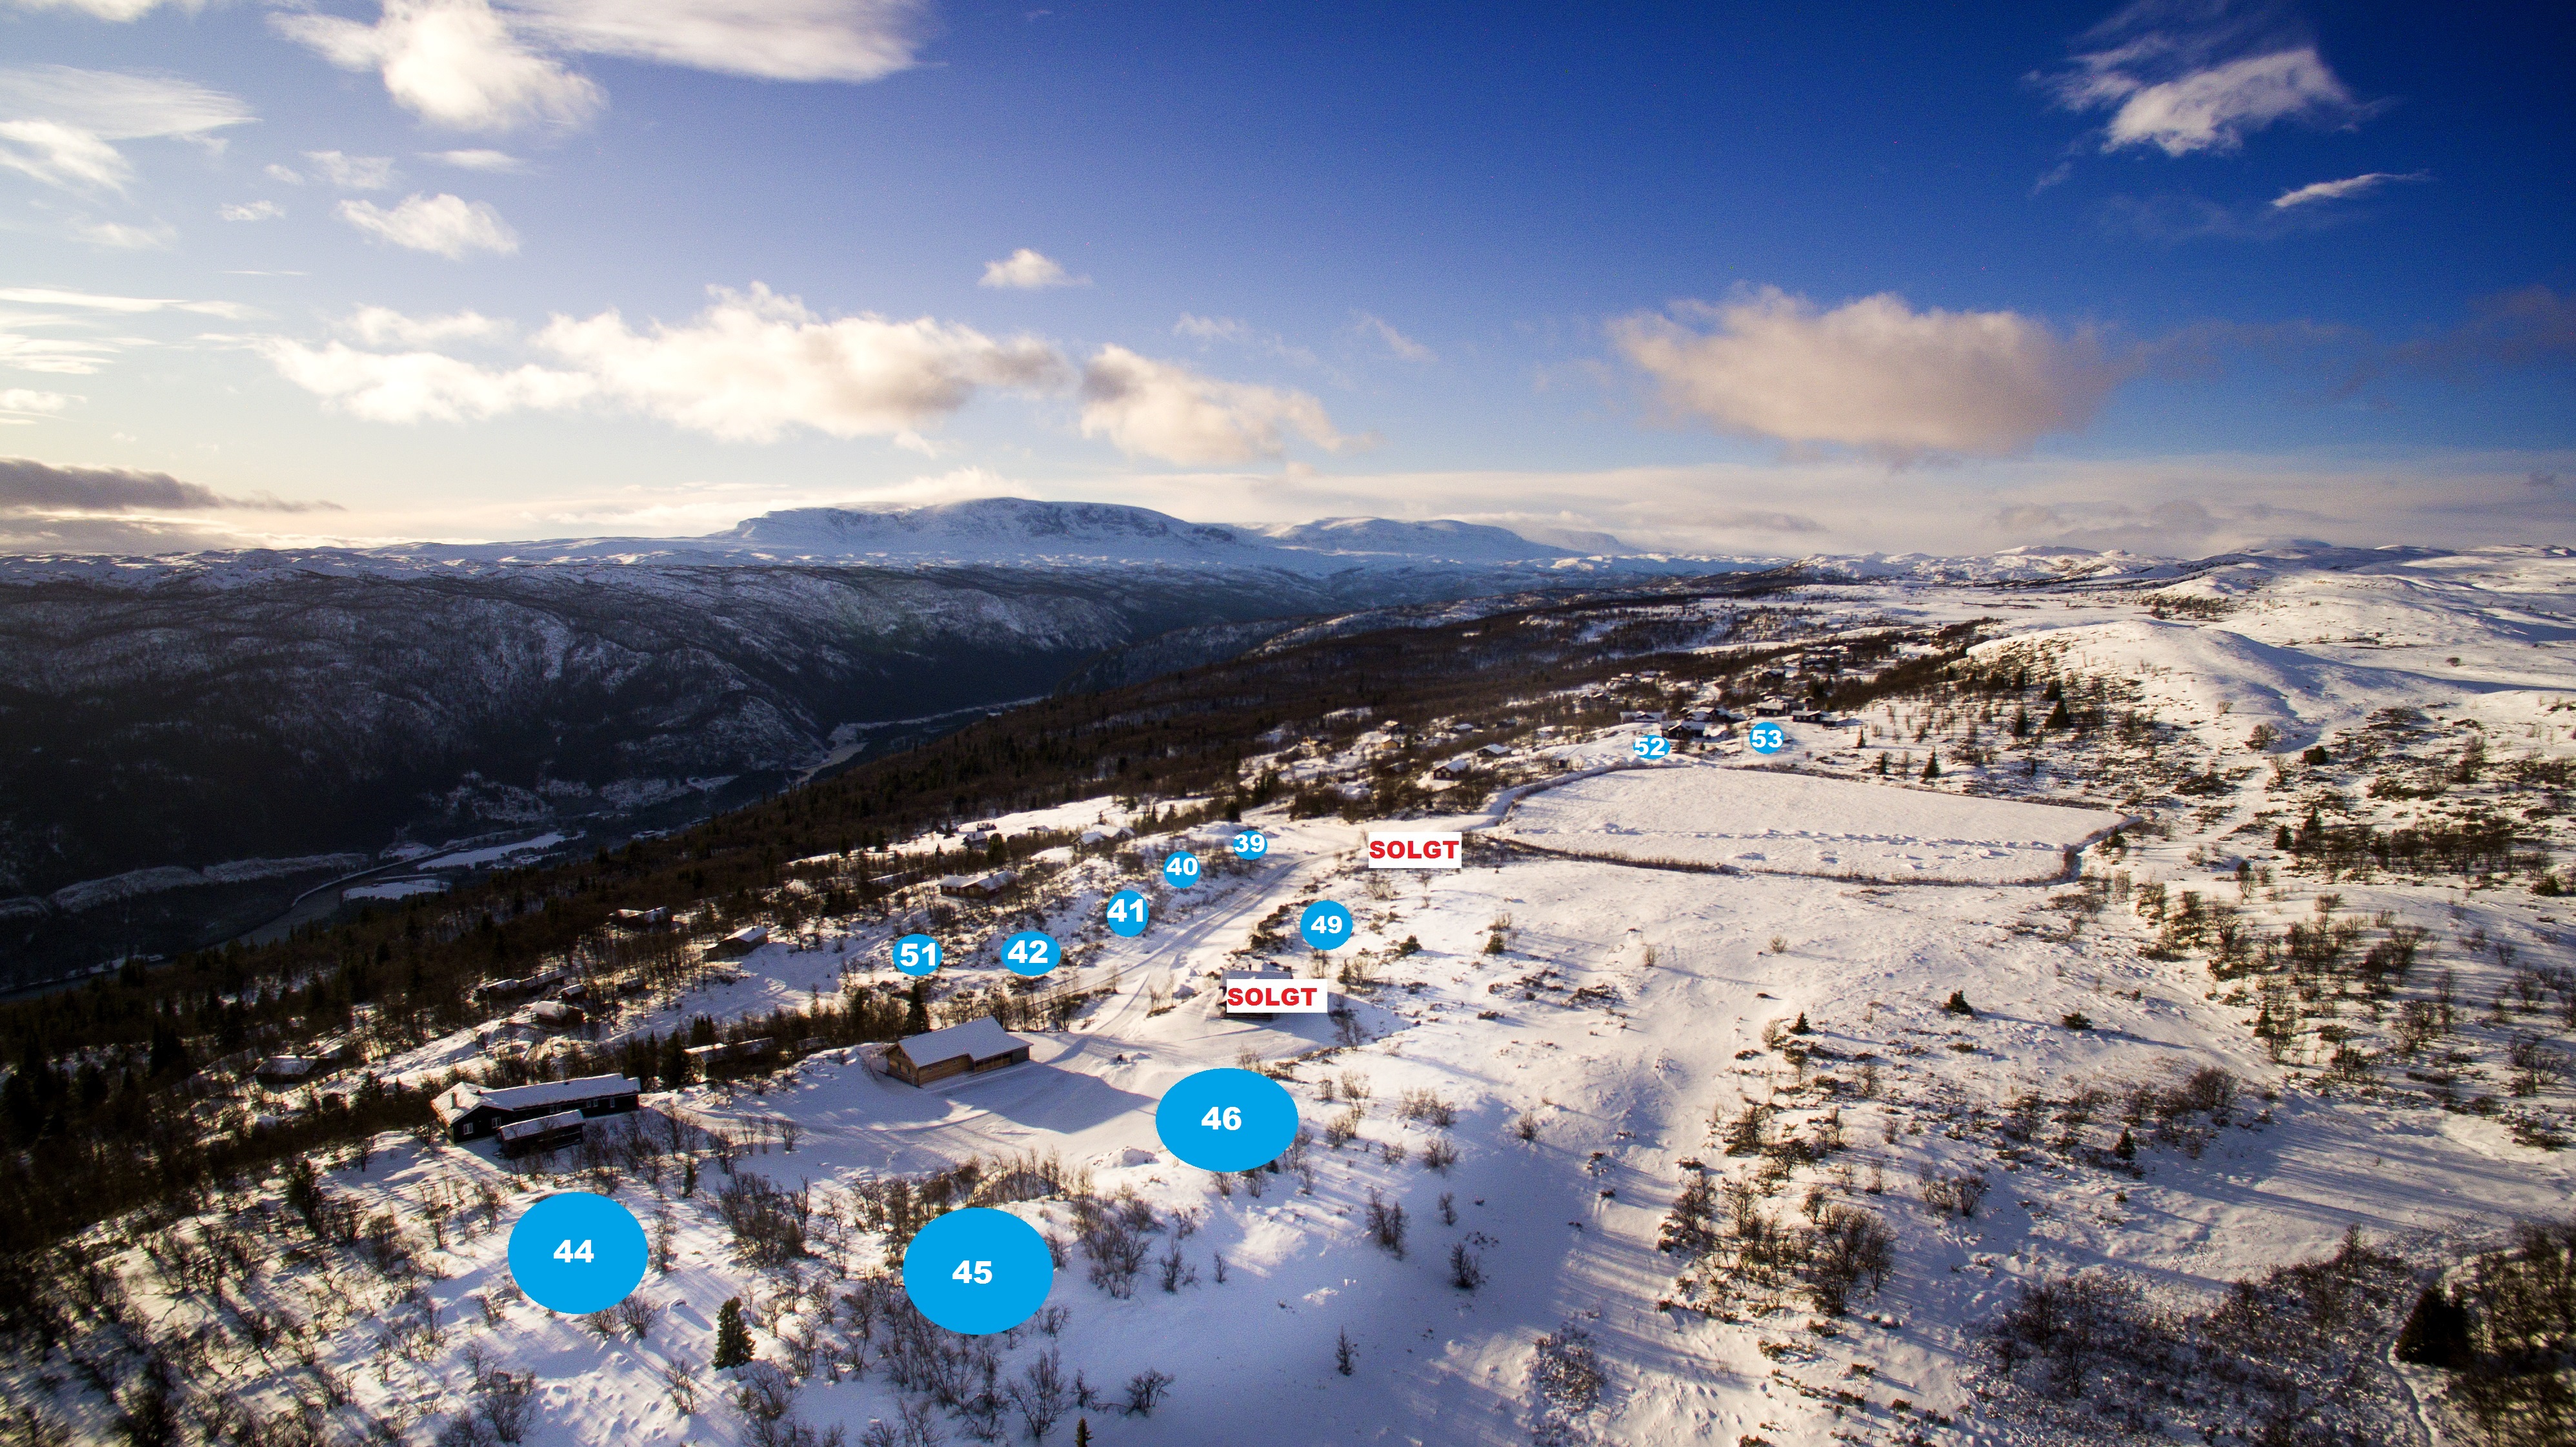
xmin=12 ymin=544 xmax=2576 ymax=1447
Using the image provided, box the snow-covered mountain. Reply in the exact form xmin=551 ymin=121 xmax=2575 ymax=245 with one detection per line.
xmin=0 ymin=499 xmax=1650 ymax=578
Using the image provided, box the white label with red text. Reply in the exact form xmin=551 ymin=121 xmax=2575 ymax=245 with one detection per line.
xmin=1223 ymin=977 xmax=1331 ymax=1013
xmin=1367 ymin=831 xmax=1462 ymax=869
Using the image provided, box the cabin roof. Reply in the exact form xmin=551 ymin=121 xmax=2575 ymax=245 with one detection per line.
xmin=896 ymin=1017 xmax=1031 ymax=1068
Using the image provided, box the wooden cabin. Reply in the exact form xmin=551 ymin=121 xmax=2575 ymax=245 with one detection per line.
xmin=886 ymin=1017 xmax=1032 ymax=1087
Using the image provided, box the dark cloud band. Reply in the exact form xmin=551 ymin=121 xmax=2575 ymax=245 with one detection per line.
xmin=0 ymin=456 xmax=340 ymax=514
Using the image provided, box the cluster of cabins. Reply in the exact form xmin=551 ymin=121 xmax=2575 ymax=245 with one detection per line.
xmin=423 ymin=1022 xmax=1038 ymax=1159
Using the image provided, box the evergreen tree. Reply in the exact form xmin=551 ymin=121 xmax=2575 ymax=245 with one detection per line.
xmin=1074 ymin=1421 xmax=1091 ymax=1447
xmin=1921 ymin=753 xmax=1941 ymax=781
xmin=713 ymin=1297 xmax=752 ymax=1369
xmin=905 ymin=980 xmax=931 ymax=1035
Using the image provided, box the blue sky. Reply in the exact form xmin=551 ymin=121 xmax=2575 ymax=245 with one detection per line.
xmin=1 ymin=0 xmax=2569 ymax=555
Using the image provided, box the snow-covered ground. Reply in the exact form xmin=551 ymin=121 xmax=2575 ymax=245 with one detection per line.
xmin=24 ymin=546 xmax=2576 ymax=1447
xmin=1498 ymin=764 xmax=2125 ymax=884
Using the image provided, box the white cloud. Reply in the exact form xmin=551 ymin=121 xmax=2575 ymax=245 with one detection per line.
xmin=3 ymin=0 xmax=199 ymax=18
xmin=2087 ymin=48 xmax=2357 ymax=155
xmin=1351 ymin=310 xmax=1433 ymax=362
xmin=305 ymin=149 xmax=397 ymax=188
xmin=2271 ymin=170 xmax=2428 ymax=209
xmin=265 ymin=283 xmax=1069 ymax=441
xmin=0 ymin=388 xmax=75 ymax=421
xmin=275 ymin=0 xmax=605 ymax=132
xmin=260 ymin=338 xmax=594 ymax=422
xmin=0 ymin=331 xmax=126 ymax=374
xmin=1610 ymin=287 xmax=2126 ymax=460
xmin=265 ymin=162 xmax=304 ymax=183
xmin=978 ymin=247 xmax=1083 ymax=290
xmin=345 ymin=305 xmax=510 ymax=345
xmin=0 ymin=65 xmax=252 ymax=142
xmin=507 ymin=0 xmax=927 ymax=83
xmin=220 ymin=199 xmax=284 ymax=221
xmin=422 ymin=147 xmax=526 ymax=171
xmin=1078 ymin=345 xmax=1351 ymax=465
xmin=273 ymin=0 xmax=923 ymax=132
xmin=1173 ymin=314 xmax=1249 ymax=344
xmin=1171 ymin=312 xmax=1322 ymax=371
xmin=73 ymin=218 xmax=174 ymax=250
xmin=0 ymin=287 xmax=250 ymax=317
xmin=0 ymin=119 xmax=131 ymax=190
xmin=2048 ymin=5 xmax=2368 ymax=158
xmin=337 ymin=192 xmax=520 ymax=258
xmin=537 ymin=285 xmax=1067 ymax=441
xmin=0 ymin=65 xmax=252 ymax=194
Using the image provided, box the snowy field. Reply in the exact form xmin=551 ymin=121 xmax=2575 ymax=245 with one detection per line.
xmin=1496 ymin=764 xmax=2127 ymax=884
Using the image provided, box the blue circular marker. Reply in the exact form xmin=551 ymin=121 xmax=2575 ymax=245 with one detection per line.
xmin=1299 ymin=900 xmax=1354 ymax=951
xmin=901 ymin=1208 xmax=1054 ymax=1335
xmin=1632 ymin=734 xmax=1670 ymax=762
xmin=1162 ymin=850 xmax=1202 ymax=889
xmin=1105 ymin=889 xmax=1150 ymax=938
xmin=999 ymin=929 xmax=1060 ymax=978
xmin=894 ymin=933 xmax=941 ymax=976
xmin=1747 ymin=722 xmax=1786 ymax=754
xmin=1156 ymin=1068 xmax=1300 ymax=1173
xmin=507 ymin=1192 xmax=647 ymax=1315
xmin=1231 ymin=828 xmax=1269 ymax=860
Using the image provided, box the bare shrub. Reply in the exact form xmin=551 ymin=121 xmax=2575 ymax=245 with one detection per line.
xmin=1449 ymin=1243 xmax=1485 ymax=1291
xmin=1120 ymin=1369 xmax=1172 ymax=1417
xmin=473 ymin=1373 xmax=538 ymax=1445
xmin=1076 ymin=1202 xmax=1151 ymax=1299
xmin=1918 ymin=1169 xmax=1990 ymax=1219
xmin=1323 ymin=1107 xmax=1363 ymax=1149
xmin=1420 ymin=1138 xmax=1460 ymax=1173
xmin=1365 ymin=1191 xmax=1408 ymax=1258
xmin=612 ymin=1296 xmax=659 ymax=1341
xmin=660 ymin=1357 xmax=699 ymax=1415
xmin=715 ymin=1175 xmax=810 ymax=1266
xmin=1009 ymin=1350 xmax=1069 ymax=1442
xmin=1395 ymin=1089 xmax=1456 ymax=1128
xmin=1802 ymin=1207 xmax=1896 ymax=1316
